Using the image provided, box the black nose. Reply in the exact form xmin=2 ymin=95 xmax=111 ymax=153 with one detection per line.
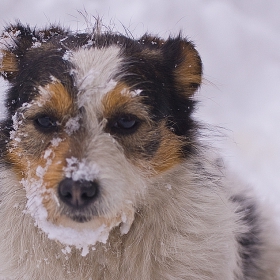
xmin=58 ymin=178 xmax=99 ymax=208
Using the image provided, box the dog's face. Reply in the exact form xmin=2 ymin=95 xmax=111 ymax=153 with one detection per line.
xmin=0 ymin=24 xmax=202 ymax=245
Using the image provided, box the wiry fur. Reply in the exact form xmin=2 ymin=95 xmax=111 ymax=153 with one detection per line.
xmin=0 ymin=23 xmax=279 ymax=280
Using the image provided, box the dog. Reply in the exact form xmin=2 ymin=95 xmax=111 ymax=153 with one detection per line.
xmin=0 ymin=22 xmax=279 ymax=280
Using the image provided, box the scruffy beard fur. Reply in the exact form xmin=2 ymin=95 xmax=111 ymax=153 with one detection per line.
xmin=0 ymin=22 xmax=279 ymax=280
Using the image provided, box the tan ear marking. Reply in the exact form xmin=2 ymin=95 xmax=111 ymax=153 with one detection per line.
xmin=0 ymin=50 xmax=18 ymax=73
xmin=174 ymin=42 xmax=202 ymax=96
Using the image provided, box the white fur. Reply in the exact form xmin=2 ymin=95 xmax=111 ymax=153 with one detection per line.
xmin=70 ymin=46 xmax=122 ymax=109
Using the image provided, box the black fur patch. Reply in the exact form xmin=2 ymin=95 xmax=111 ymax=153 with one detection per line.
xmin=230 ymin=195 xmax=263 ymax=279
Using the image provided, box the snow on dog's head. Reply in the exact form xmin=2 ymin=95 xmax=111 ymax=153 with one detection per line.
xmin=0 ymin=23 xmax=202 ymax=254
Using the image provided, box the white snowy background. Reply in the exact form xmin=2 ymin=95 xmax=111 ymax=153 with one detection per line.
xmin=0 ymin=0 xmax=279 ymax=213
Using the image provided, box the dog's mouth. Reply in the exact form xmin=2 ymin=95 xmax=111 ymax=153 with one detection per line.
xmin=69 ymin=214 xmax=93 ymax=223
xmin=60 ymin=204 xmax=103 ymax=224
xmin=22 ymin=174 xmax=136 ymax=255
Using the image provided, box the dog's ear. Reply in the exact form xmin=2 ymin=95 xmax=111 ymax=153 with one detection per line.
xmin=0 ymin=24 xmax=35 ymax=80
xmin=139 ymin=35 xmax=202 ymax=96
xmin=0 ymin=23 xmax=67 ymax=80
xmin=162 ymin=36 xmax=202 ymax=96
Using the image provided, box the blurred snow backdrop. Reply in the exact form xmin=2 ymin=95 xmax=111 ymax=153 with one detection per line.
xmin=0 ymin=0 xmax=280 ymax=210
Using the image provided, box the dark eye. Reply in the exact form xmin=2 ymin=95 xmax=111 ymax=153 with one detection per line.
xmin=112 ymin=115 xmax=139 ymax=133
xmin=35 ymin=116 xmax=58 ymax=130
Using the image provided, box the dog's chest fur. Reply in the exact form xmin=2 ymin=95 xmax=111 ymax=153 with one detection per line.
xmin=0 ymin=23 xmax=279 ymax=280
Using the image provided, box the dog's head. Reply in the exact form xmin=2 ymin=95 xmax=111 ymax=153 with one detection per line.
xmin=0 ymin=23 xmax=202 ymax=247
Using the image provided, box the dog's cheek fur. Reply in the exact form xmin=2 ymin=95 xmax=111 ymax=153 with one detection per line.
xmin=148 ymin=124 xmax=184 ymax=173
xmin=7 ymin=133 xmax=71 ymax=182
xmin=39 ymin=141 xmax=73 ymax=222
